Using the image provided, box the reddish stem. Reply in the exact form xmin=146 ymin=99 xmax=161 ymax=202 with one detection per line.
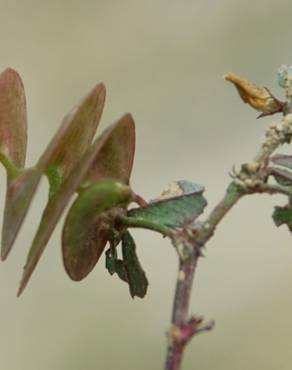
xmin=164 ymin=258 xmax=197 ymax=370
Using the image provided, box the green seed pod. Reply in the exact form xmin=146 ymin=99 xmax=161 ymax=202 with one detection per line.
xmin=62 ymin=179 xmax=133 ymax=281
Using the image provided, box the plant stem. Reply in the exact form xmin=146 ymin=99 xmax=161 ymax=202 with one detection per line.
xmin=197 ymin=182 xmax=245 ymax=245
xmin=117 ymin=215 xmax=174 ymax=238
xmin=164 ymin=176 xmax=292 ymax=370
xmin=165 ymin=257 xmax=197 ymax=370
xmin=0 ymin=151 xmax=23 ymax=179
xmin=164 ymin=70 xmax=292 ymax=370
xmin=164 ymin=182 xmax=243 ymax=370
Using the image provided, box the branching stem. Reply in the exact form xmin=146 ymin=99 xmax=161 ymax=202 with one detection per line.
xmin=164 ymin=182 xmax=244 ymax=370
xmin=164 ymin=66 xmax=292 ymax=370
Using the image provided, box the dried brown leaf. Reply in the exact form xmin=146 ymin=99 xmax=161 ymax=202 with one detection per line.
xmin=224 ymin=72 xmax=284 ymax=118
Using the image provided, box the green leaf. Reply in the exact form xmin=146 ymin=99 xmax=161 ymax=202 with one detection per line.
xmin=128 ymin=180 xmax=207 ymax=228
xmin=62 ymin=180 xmax=133 ymax=281
xmin=105 ymin=248 xmax=128 ymax=282
xmin=121 ymin=231 xmax=148 ymax=298
xmin=18 ymin=114 xmax=135 ymax=296
xmin=273 ymin=205 xmax=292 ymax=230
xmin=270 ymin=154 xmax=292 ymax=170
xmin=105 ymin=231 xmax=148 ymax=298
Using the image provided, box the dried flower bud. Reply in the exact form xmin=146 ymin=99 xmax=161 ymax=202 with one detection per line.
xmin=224 ymin=72 xmax=284 ymax=118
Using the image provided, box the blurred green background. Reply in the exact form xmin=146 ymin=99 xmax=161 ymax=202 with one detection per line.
xmin=0 ymin=1 xmax=292 ymax=369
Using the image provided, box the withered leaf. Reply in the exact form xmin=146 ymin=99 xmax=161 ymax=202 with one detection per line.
xmin=224 ymin=72 xmax=283 ymax=118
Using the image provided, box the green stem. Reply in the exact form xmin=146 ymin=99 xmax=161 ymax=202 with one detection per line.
xmin=0 ymin=152 xmax=23 ymax=179
xmin=197 ymin=182 xmax=245 ymax=245
xmin=118 ymin=215 xmax=174 ymax=238
xmin=45 ymin=164 xmax=63 ymax=198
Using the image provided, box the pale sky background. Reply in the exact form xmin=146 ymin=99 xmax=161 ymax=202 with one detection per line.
xmin=0 ymin=1 xmax=292 ymax=369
